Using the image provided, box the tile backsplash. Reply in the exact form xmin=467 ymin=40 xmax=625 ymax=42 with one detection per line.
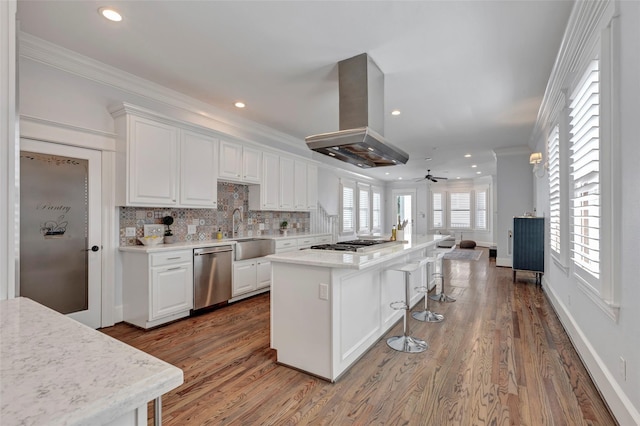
xmin=119 ymin=182 xmax=310 ymax=246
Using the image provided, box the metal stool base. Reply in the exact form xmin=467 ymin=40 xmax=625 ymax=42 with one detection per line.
xmin=412 ymin=310 xmax=444 ymax=322
xmin=429 ymin=292 xmax=456 ymax=303
xmin=386 ymin=335 xmax=428 ymax=353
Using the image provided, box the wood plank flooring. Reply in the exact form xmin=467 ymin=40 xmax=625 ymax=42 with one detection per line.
xmin=102 ymin=249 xmax=616 ymax=425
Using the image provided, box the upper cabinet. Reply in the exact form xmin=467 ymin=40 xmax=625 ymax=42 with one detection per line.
xmin=180 ymin=130 xmax=218 ymax=208
xmin=218 ymin=140 xmax=261 ymax=184
xmin=306 ymin=163 xmax=318 ymax=209
xmin=112 ymin=105 xmax=218 ymax=208
xmin=279 ymin=156 xmax=295 ymax=210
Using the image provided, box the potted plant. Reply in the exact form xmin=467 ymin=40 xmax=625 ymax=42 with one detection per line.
xmin=280 ymin=220 xmax=288 ymax=236
xmin=162 ymin=216 xmax=176 ymax=244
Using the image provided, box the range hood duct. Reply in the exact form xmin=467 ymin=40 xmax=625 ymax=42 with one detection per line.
xmin=305 ymin=53 xmax=409 ymax=168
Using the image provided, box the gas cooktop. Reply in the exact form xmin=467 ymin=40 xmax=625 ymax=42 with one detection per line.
xmin=310 ymin=239 xmax=398 ymax=253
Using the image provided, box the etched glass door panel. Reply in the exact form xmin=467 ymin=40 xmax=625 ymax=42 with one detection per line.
xmin=20 ymin=140 xmax=101 ymax=328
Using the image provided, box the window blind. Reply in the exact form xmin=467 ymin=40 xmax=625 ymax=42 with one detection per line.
xmin=450 ymin=192 xmax=471 ymax=229
xmin=359 ymin=187 xmax=370 ymax=232
xmin=548 ymin=124 xmax=561 ymax=255
xmin=475 ymin=190 xmax=487 ymax=230
xmin=372 ymin=190 xmax=381 ymax=230
xmin=569 ymin=59 xmax=600 ymax=279
xmin=342 ymin=185 xmax=355 ymax=233
xmin=432 ymin=192 xmax=443 ymax=228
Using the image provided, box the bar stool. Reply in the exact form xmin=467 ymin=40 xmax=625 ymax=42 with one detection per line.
xmin=387 ymin=261 xmax=428 ymax=353
xmin=429 ymin=252 xmax=456 ymax=303
xmin=412 ymin=256 xmax=444 ymax=323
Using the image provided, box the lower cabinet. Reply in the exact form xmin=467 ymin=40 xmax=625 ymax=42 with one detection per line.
xmin=121 ymin=249 xmax=193 ymax=329
xmin=232 ymin=257 xmax=271 ymax=297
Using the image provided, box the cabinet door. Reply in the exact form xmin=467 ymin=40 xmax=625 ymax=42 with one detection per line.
xmin=128 ymin=116 xmax=179 ymax=206
xmin=218 ymin=140 xmax=243 ymax=181
xmin=180 ymin=131 xmax=218 ymax=208
xmin=261 ymin=152 xmax=280 ymax=210
xmin=233 ymin=261 xmax=257 ymax=296
xmin=307 ymin=164 xmax=318 ymax=209
xmin=256 ymin=259 xmax=271 ymax=289
xmin=150 ymin=263 xmax=193 ymax=320
xmin=242 ymin=146 xmax=262 ymax=183
xmin=293 ymin=160 xmax=308 ymax=210
xmin=279 ymin=156 xmax=295 ymax=210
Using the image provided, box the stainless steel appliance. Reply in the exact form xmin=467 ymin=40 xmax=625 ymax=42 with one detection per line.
xmin=310 ymin=239 xmax=400 ymax=253
xmin=193 ymin=245 xmax=232 ymax=310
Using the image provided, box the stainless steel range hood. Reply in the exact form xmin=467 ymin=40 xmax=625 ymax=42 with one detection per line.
xmin=305 ymin=53 xmax=409 ymax=168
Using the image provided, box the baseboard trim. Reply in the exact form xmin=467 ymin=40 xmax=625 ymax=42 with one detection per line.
xmin=543 ymin=278 xmax=640 ymax=425
xmin=114 ymin=304 xmax=123 ymax=324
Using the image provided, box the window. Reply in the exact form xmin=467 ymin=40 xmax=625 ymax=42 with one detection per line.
xmin=371 ymin=187 xmax=382 ymax=232
xmin=341 ymin=181 xmax=355 ymax=234
xmin=432 ymin=192 xmax=444 ymax=229
xmin=358 ymin=184 xmax=370 ymax=232
xmin=475 ymin=190 xmax=487 ymax=230
xmin=548 ymin=124 xmax=561 ymax=256
xmin=449 ymin=192 xmax=471 ymax=229
xmin=569 ymin=59 xmax=600 ymax=282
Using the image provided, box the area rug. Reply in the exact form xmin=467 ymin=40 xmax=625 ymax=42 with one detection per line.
xmin=443 ymin=248 xmax=482 ymax=261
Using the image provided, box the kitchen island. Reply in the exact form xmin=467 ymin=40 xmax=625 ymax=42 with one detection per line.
xmin=269 ymin=234 xmax=451 ymax=381
xmin=0 ymin=298 xmax=183 ymax=425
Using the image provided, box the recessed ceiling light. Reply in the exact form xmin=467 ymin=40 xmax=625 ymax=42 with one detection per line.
xmin=464 ymin=154 xmax=471 ymax=158
xmin=98 ymin=7 xmax=122 ymax=22
xmin=234 ymin=102 xmax=246 ymax=108
xmin=391 ymin=110 xmax=401 ymax=116
xmin=385 ymin=172 xmax=390 ymax=175
xmin=471 ymin=164 xmax=477 ymax=168
xmin=424 ymin=157 xmax=432 ymax=161
xmin=476 ymin=171 xmax=482 ymax=174
xmin=398 ymin=177 xmax=403 ymax=180
xmin=456 ymin=177 xmax=461 ymax=179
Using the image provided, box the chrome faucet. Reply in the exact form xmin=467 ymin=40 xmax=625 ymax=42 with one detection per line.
xmin=231 ymin=208 xmax=243 ymax=239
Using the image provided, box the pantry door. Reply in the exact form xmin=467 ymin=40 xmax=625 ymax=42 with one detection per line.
xmin=19 ymin=139 xmax=102 ymax=328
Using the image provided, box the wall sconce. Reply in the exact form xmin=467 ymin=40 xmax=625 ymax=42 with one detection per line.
xmin=529 ymin=152 xmax=546 ymax=178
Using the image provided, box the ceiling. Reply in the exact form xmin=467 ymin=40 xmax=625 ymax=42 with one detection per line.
xmin=16 ymin=0 xmax=573 ymax=182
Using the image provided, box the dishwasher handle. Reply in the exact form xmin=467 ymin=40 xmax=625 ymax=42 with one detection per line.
xmin=194 ymin=246 xmax=233 ymax=256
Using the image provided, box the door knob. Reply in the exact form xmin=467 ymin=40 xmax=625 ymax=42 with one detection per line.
xmin=86 ymin=245 xmax=100 ymax=252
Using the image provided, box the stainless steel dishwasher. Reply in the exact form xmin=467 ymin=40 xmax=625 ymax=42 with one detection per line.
xmin=193 ymin=245 xmax=233 ymax=310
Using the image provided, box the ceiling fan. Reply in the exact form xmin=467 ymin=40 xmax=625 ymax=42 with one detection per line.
xmin=416 ymin=169 xmax=448 ymax=183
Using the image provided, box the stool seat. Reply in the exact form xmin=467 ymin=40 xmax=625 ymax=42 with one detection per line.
xmin=386 ymin=261 xmax=428 ymax=353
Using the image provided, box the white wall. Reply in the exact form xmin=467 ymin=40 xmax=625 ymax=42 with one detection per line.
xmin=493 ymin=147 xmax=533 ymax=266
xmin=530 ymin=1 xmax=640 ymax=423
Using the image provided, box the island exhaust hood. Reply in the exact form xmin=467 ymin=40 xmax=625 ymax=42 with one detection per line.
xmin=305 ymin=53 xmax=409 ymax=168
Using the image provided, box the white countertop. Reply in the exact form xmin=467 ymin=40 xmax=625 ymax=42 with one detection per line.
xmin=0 ymin=298 xmax=183 ymax=426
xmin=268 ymin=234 xmax=452 ymax=270
xmin=119 ymin=232 xmax=331 ymax=253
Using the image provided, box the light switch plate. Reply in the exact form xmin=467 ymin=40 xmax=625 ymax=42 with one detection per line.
xmin=188 ymin=224 xmax=197 ymax=234
xmin=125 ymin=227 xmax=136 ymax=237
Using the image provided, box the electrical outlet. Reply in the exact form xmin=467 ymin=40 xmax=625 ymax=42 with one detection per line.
xmin=619 ymin=356 xmax=627 ymax=381
xmin=188 ymin=225 xmax=197 ymax=234
xmin=319 ymin=283 xmax=329 ymax=300
xmin=125 ymin=227 xmax=136 ymax=237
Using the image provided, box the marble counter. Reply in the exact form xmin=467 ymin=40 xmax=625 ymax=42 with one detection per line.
xmin=119 ymin=232 xmax=331 ymax=253
xmin=268 ymin=234 xmax=451 ymax=270
xmin=0 ymin=298 xmax=183 ymax=426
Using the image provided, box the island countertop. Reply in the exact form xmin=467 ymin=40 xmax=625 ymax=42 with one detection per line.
xmin=0 ymin=298 xmax=183 ymax=426
xmin=267 ymin=234 xmax=452 ymax=270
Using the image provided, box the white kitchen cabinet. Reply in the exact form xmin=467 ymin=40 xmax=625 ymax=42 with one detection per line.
xmin=279 ymin=156 xmax=295 ymax=210
xmin=180 ymin=130 xmax=218 ymax=208
xmin=294 ymin=160 xmax=308 ymax=210
xmin=307 ymin=163 xmax=318 ymax=209
xmin=218 ymin=140 xmax=262 ymax=184
xmin=256 ymin=259 xmax=271 ymax=289
xmin=232 ymin=259 xmax=257 ymax=296
xmin=232 ymin=257 xmax=272 ymax=296
xmin=121 ymin=249 xmax=193 ymax=329
xmin=115 ymin=114 xmax=179 ymax=206
xmin=249 ymin=152 xmax=279 ymax=210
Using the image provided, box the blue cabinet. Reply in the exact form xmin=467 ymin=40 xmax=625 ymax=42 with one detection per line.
xmin=512 ymin=217 xmax=544 ymax=285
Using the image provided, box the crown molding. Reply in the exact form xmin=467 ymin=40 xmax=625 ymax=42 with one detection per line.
xmin=20 ymin=115 xmax=117 ymax=151
xmin=18 ymin=32 xmax=306 ymax=153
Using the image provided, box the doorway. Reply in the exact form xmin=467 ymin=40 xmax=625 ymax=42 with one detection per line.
xmin=392 ymin=189 xmax=416 ymax=235
xmin=20 ymin=139 xmax=102 ymax=328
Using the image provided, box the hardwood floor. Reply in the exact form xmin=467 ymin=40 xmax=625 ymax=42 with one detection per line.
xmin=102 ymin=249 xmax=616 ymax=425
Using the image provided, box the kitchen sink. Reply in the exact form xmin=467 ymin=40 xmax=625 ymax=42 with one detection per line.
xmin=233 ymin=238 xmax=276 ymax=261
